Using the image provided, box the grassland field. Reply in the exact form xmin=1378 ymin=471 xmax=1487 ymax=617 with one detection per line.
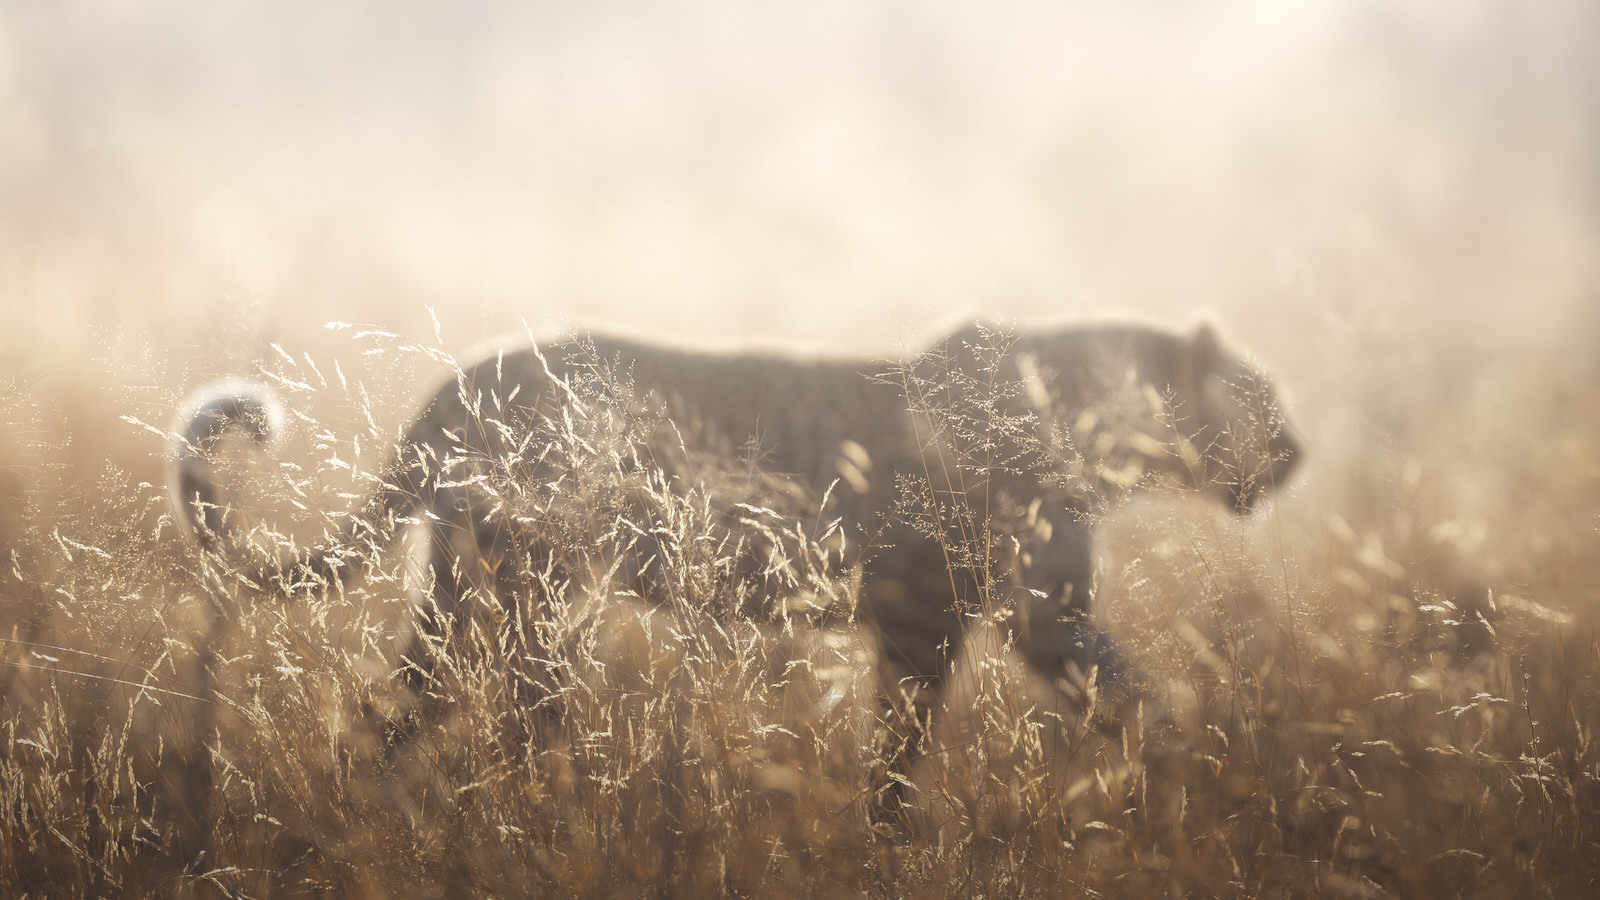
xmin=0 ymin=308 xmax=1596 ymax=899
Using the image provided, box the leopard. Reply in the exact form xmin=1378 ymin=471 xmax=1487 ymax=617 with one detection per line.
xmin=172 ymin=318 xmax=1301 ymax=807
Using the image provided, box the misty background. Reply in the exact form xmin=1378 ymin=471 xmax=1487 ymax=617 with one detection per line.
xmin=1 ymin=0 xmax=1597 ymax=497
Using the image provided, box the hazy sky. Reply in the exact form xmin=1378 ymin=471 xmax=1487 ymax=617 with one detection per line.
xmin=2 ymin=0 xmax=1596 ymax=358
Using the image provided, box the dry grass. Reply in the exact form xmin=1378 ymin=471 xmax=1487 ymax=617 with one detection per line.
xmin=0 ymin=328 xmax=1597 ymax=899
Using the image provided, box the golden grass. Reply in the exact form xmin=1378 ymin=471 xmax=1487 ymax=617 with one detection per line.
xmin=0 ymin=330 xmax=1596 ymax=899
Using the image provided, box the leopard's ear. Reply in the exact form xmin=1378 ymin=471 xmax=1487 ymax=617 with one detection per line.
xmin=1189 ymin=319 xmax=1225 ymax=372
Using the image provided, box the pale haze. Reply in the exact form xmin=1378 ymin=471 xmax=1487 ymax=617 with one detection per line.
xmin=1 ymin=1 xmax=1596 ymax=479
